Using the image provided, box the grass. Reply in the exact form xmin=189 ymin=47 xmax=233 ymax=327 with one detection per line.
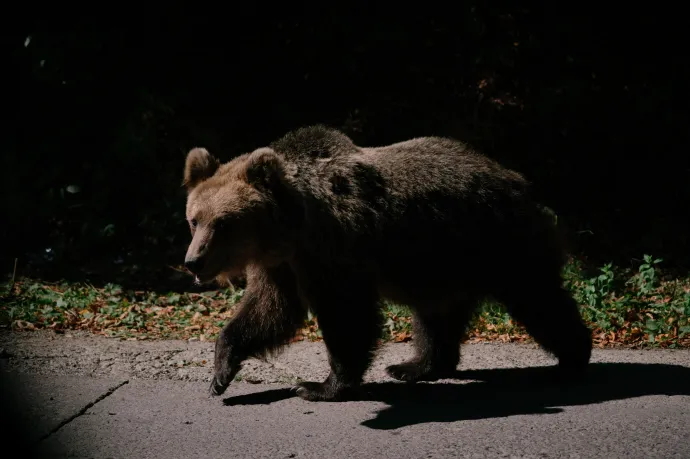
xmin=2 ymin=254 xmax=689 ymax=348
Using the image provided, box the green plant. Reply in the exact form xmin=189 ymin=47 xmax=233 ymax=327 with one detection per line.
xmin=574 ymin=262 xmax=616 ymax=318
xmin=381 ymin=302 xmax=413 ymax=341
xmin=635 ymin=254 xmax=663 ymax=296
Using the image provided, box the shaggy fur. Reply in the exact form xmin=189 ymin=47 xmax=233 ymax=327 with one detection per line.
xmin=182 ymin=125 xmax=592 ymax=402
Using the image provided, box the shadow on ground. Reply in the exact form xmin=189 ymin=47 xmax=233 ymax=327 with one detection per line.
xmin=222 ymin=363 xmax=690 ymax=430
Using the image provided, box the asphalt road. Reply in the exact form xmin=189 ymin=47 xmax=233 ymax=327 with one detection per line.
xmin=1 ymin=330 xmax=689 ymax=458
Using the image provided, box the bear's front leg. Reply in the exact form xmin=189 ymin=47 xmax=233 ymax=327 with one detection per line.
xmin=210 ymin=264 xmax=306 ymax=396
xmin=292 ymin=280 xmax=383 ymax=402
xmin=210 ymin=323 xmax=244 ymax=396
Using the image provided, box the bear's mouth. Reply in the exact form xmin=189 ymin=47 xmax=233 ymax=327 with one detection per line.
xmin=194 ymin=271 xmax=220 ymax=285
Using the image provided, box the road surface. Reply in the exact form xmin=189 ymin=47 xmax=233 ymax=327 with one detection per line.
xmin=1 ymin=330 xmax=688 ymax=458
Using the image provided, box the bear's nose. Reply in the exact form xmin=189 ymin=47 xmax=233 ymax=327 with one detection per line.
xmin=184 ymin=257 xmax=205 ymax=274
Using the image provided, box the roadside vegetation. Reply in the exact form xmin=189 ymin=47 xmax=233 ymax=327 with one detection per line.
xmin=2 ymin=254 xmax=688 ymax=348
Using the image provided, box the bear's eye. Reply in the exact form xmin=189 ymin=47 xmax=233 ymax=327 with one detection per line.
xmin=190 ymin=218 xmax=198 ymax=229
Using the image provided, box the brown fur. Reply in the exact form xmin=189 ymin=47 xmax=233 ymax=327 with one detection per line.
xmin=182 ymin=125 xmax=592 ymax=401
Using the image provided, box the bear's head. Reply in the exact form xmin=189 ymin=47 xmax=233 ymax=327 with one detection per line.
xmin=182 ymin=146 xmax=299 ymax=284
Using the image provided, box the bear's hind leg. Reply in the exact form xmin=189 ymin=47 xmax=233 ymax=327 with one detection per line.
xmin=386 ymin=305 xmax=473 ymax=383
xmin=498 ymin=283 xmax=592 ymax=380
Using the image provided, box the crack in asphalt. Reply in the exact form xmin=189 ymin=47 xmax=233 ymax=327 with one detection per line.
xmin=38 ymin=380 xmax=130 ymax=441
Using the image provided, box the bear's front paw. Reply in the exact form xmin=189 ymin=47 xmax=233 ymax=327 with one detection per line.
xmin=209 ymin=376 xmax=230 ymax=396
xmin=209 ymin=362 xmax=242 ymax=397
xmin=386 ymin=362 xmax=427 ymax=382
xmin=292 ymin=381 xmax=348 ymax=402
xmin=386 ymin=361 xmax=454 ymax=382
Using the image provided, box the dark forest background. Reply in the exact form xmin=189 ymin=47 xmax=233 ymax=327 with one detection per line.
xmin=6 ymin=4 xmax=689 ymax=291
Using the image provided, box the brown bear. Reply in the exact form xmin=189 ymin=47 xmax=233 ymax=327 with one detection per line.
xmin=182 ymin=125 xmax=592 ymax=402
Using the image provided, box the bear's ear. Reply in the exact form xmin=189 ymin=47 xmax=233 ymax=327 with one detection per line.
xmin=183 ymin=147 xmax=220 ymax=192
xmin=242 ymin=148 xmax=287 ymax=192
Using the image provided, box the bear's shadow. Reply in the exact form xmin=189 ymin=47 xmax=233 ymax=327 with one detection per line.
xmin=222 ymin=363 xmax=690 ymax=430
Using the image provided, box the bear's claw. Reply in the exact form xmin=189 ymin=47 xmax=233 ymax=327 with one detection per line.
xmin=209 ymin=377 xmax=230 ymax=396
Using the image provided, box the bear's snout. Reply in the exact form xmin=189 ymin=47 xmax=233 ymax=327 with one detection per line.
xmin=184 ymin=254 xmax=207 ymax=274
